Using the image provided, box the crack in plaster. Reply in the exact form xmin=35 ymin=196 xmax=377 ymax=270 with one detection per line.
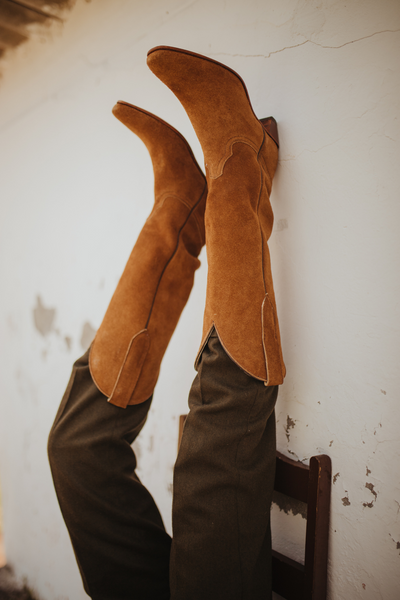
xmin=370 ymin=132 xmax=397 ymax=143
xmin=212 ymin=29 xmax=400 ymax=60
xmin=279 ymin=134 xmax=347 ymax=162
xmin=287 ymin=449 xmax=300 ymax=460
xmin=279 ymin=108 xmax=395 ymax=160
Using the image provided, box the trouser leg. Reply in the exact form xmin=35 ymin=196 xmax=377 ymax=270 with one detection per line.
xmin=48 ymin=349 xmax=171 ymax=600
xmin=170 ymin=330 xmax=278 ymax=600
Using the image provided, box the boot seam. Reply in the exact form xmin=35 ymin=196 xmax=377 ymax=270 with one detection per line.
xmin=257 ymin=130 xmax=271 ymax=385
xmin=151 ymin=191 xmax=205 ymax=246
xmin=145 ymin=187 xmax=206 ymax=329
xmin=208 ymin=136 xmax=259 ymax=179
xmin=192 ymin=183 xmax=207 ymax=246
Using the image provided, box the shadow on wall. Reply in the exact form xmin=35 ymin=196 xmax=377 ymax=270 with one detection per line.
xmin=0 ymin=0 xmax=76 ymax=62
xmin=0 ymin=565 xmax=39 ymax=600
xmin=0 ymin=483 xmax=39 ymax=598
xmin=32 ymin=295 xmax=97 ymax=353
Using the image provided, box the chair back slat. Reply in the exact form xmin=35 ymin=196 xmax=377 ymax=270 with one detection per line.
xmin=272 ymin=550 xmax=305 ymax=600
xmin=275 ymin=451 xmax=309 ymax=503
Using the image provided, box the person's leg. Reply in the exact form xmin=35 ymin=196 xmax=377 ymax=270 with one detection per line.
xmin=170 ymin=330 xmax=278 ymax=600
xmin=48 ymin=103 xmax=207 ymax=598
xmin=48 ymin=350 xmax=171 ymax=600
xmin=90 ymin=102 xmax=206 ymax=409
xmin=147 ymin=47 xmax=286 ymax=386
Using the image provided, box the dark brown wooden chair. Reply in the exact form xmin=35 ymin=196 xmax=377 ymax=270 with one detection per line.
xmin=272 ymin=451 xmax=331 ymax=600
xmin=178 ymin=415 xmax=331 ymax=600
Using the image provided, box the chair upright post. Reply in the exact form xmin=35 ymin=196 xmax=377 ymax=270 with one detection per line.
xmin=304 ymin=455 xmax=332 ymax=600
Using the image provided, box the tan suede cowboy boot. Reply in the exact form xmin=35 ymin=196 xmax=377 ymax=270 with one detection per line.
xmin=89 ymin=102 xmax=207 ymax=407
xmin=147 ymin=47 xmax=285 ymax=385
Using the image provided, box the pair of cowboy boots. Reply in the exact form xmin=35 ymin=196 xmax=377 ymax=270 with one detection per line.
xmin=89 ymin=46 xmax=285 ymax=410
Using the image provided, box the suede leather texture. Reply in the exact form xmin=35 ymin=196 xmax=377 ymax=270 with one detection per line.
xmin=89 ymin=103 xmax=207 ymax=407
xmin=147 ymin=47 xmax=286 ymax=385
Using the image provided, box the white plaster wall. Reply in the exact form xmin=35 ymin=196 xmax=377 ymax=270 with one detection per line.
xmin=0 ymin=0 xmax=399 ymax=598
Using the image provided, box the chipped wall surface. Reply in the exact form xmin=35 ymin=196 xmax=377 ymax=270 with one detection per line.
xmin=0 ymin=0 xmax=399 ymax=598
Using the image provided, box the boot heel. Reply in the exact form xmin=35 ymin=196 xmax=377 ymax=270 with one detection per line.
xmin=260 ymin=117 xmax=279 ymax=148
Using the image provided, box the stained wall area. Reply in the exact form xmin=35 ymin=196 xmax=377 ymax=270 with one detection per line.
xmin=0 ymin=1 xmax=399 ymax=598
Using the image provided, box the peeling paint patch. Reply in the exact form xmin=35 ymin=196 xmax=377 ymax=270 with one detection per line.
xmin=272 ymin=490 xmax=307 ymax=519
xmin=366 ymin=467 xmax=371 ymax=476
xmin=389 ymin=534 xmax=400 ymax=554
xmin=33 ymin=295 xmax=56 ymax=336
xmin=380 ymin=389 xmax=386 ymax=395
xmin=333 ymin=472 xmax=340 ymax=484
xmin=329 ymin=440 xmax=334 ymax=447
xmin=362 ymin=583 xmax=366 ymax=590
xmin=342 ymin=495 xmax=351 ymax=506
xmin=363 ymin=482 xmax=378 ymax=508
xmin=365 ymin=482 xmax=377 ymax=499
xmin=285 ymin=416 xmax=296 ymax=442
xmin=80 ymin=321 xmax=96 ymax=350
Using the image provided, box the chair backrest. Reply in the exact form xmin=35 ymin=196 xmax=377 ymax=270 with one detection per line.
xmin=272 ymin=452 xmax=331 ymax=600
xmin=177 ymin=415 xmax=331 ymax=600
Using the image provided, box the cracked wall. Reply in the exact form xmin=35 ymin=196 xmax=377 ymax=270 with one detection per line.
xmin=0 ymin=1 xmax=399 ymax=599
